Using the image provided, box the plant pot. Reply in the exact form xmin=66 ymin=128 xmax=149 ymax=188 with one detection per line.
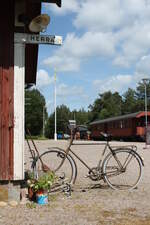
xmin=36 ymin=190 xmax=48 ymax=205
xmin=28 ymin=187 xmax=36 ymax=201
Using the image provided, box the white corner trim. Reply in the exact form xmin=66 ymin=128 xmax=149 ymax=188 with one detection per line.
xmin=14 ymin=42 xmax=25 ymax=180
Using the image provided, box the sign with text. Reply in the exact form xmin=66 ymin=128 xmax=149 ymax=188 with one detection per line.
xmin=15 ymin=33 xmax=62 ymax=45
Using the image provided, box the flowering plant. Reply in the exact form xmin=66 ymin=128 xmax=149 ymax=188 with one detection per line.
xmin=27 ymin=172 xmax=56 ymax=192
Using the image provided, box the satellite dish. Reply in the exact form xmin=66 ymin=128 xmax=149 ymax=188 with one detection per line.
xmin=29 ymin=14 xmax=50 ymax=33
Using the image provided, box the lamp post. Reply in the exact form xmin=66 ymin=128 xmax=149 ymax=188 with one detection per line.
xmin=142 ymin=78 xmax=149 ymax=129
xmin=43 ymin=105 xmax=45 ymax=137
xmin=54 ymin=70 xmax=57 ymax=141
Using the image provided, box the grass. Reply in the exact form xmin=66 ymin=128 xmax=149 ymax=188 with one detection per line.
xmin=26 ymin=202 xmax=37 ymax=209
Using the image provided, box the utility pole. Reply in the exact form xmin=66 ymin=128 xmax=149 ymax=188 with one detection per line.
xmin=54 ymin=70 xmax=57 ymax=141
xmin=142 ymin=78 xmax=149 ymax=129
xmin=142 ymin=78 xmax=150 ymax=149
xmin=43 ymin=105 xmax=45 ymax=137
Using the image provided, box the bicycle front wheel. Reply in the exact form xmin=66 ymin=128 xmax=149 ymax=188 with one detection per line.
xmin=102 ymin=149 xmax=142 ymax=190
xmin=38 ymin=148 xmax=76 ymax=184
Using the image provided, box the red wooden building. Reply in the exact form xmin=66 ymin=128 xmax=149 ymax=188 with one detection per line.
xmin=0 ymin=0 xmax=61 ymax=182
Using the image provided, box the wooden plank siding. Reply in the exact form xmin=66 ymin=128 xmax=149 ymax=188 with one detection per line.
xmin=0 ymin=0 xmax=14 ymax=180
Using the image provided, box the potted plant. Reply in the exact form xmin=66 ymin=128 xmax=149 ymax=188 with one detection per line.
xmin=27 ymin=171 xmax=56 ymax=205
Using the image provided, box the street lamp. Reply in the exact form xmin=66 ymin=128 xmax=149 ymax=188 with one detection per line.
xmin=54 ymin=70 xmax=57 ymax=141
xmin=142 ymin=78 xmax=149 ymax=129
xmin=43 ymin=105 xmax=45 ymax=137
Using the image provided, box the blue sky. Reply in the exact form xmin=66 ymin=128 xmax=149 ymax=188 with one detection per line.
xmin=36 ymin=0 xmax=150 ymax=114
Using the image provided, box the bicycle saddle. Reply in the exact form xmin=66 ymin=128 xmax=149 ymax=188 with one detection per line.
xmin=100 ymin=132 xmax=112 ymax=141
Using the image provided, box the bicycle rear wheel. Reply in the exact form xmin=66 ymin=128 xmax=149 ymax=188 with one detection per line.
xmin=37 ymin=148 xmax=77 ymax=184
xmin=102 ymin=149 xmax=142 ymax=190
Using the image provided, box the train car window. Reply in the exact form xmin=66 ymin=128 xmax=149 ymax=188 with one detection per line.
xmin=124 ymin=119 xmax=129 ymax=128
xmin=135 ymin=117 xmax=146 ymax=127
xmin=98 ymin=126 xmax=101 ymax=131
xmin=109 ymin=122 xmax=113 ymax=128
xmin=122 ymin=120 xmax=126 ymax=128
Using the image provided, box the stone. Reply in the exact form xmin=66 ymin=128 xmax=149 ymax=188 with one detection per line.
xmin=0 ymin=182 xmax=21 ymax=202
xmin=0 ymin=186 xmax=8 ymax=201
xmin=0 ymin=201 xmax=7 ymax=207
xmin=20 ymin=188 xmax=28 ymax=200
xmin=20 ymin=198 xmax=29 ymax=205
xmin=8 ymin=183 xmax=20 ymax=202
xmin=8 ymin=200 xmax=18 ymax=207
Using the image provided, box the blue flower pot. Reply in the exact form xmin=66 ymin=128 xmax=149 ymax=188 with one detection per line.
xmin=36 ymin=192 xmax=48 ymax=205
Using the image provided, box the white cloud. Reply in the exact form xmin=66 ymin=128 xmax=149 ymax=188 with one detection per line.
xmin=43 ymin=32 xmax=116 ymax=72
xmin=57 ymin=83 xmax=86 ymax=98
xmin=46 ymin=82 xmax=89 ymax=112
xmin=42 ymin=0 xmax=150 ymax=75
xmin=113 ymin=56 xmax=130 ymax=68
xmin=36 ymin=69 xmax=53 ymax=88
xmin=74 ymin=0 xmax=124 ymax=32
xmin=43 ymin=0 xmax=150 ymax=71
xmin=111 ymin=21 xmax=150 ymax=67
xmin=136 ymin=55 xmax=150 ymax=76
xmin=93 ymin=70 xmax=150 ymax=95
xmin=43 ymin=54 xmax=81 ymax=72
xmin=74 ymin=0 xmax=150 ymax=32
xmin=73 ymin=0 xmax=150 ymax=68
xmin=93 ymin=74 xmax=132 ymax=93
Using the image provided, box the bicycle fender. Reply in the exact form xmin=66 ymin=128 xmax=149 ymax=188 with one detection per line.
xmin=130 ymin=149 xmax=144 ymax=166
xmin=114 ymin=148 xmax=144 ymax=167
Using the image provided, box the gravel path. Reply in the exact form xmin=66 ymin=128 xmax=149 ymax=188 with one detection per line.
xmin=0 ymin=140 xmax=150 ymax=225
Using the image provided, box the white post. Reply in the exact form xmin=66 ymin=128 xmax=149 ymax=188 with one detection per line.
xmin=142 ymin=78 xmax=149 ymax=129
xmin=142 ymin=78 xmax=149 ymax=149
xmin=54 ymin=71 xmax=57 ymax=141
xmin=43 ymin=105 xmax=45 ymax=137
xmin=144 ymin=84 xmax=148 ymax=129
xmin=14 ymin=38 xmax=25 ymax=180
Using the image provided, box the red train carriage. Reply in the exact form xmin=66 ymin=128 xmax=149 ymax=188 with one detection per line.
xmin=90 ymin=111 xmax=150 ymax=141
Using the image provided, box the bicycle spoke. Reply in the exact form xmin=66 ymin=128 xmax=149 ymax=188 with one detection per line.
xmin=103 ymin=149 xmax=142 ymax=190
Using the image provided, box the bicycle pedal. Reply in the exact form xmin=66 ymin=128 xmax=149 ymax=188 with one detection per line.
xmin=63 ymin=184 xmax=72 ymax=197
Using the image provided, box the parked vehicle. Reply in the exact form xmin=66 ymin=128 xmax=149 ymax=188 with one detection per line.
xmin=63 ymin=134 xmax=70 ymax=139
xmin=90 ymin=111 xmax=150 ymax=141
xmin=57 ymin=133 xmax=63 ymax=139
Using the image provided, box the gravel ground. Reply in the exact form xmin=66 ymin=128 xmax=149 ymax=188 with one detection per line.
xmin=0 ymin=140 xmax=150 ymax=225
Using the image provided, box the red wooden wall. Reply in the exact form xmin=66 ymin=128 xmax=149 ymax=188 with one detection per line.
xmin=0 ymin=0 xmax=14 ymax=180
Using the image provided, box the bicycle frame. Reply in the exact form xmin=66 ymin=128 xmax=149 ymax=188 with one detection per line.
xmin=70 ymin=142 xmax=109 ymax=174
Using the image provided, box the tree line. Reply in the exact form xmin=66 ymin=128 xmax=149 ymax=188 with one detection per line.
xmin=25 ymin=80 xmax=150 ymax=138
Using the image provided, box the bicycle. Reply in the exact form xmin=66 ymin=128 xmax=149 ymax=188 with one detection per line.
xmin=28 ymin=126 xmax=144 ymax=191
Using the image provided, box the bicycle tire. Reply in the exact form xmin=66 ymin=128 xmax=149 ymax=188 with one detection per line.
xmin=102 ymin=149 xmax=143 ymax=190
xmin=37 ymin=148 xmax=77 ymax=184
